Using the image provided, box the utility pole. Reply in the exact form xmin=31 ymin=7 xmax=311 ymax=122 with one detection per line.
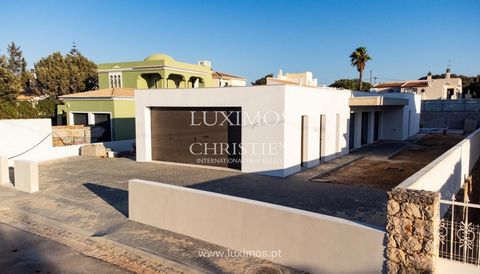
xmin=369 ymin=70 xmax=372 ymax=86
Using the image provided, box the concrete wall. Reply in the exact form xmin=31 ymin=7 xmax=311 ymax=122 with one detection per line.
xmin=421 ymin=99 xmax=480 ymax=129
xmin=0 ymin=119 xmax=53 ymax=166
xmin=135 ymin=85 xmax=351 ymax=177
xmin=129 ymin=179 xmax=386 ymax=274
xmin=351 ymin=92 xmax=421 ymax=141
xmin=397 ymin=128 xmax=480 ymax=207
xmin=436 ymin=258 xmax=479 ymax=274
xmin=284 ymin=86 xmax=350 ymax=170
xmin=382 ymin=93 xmax=420 ymax=140
xmin=0 ymin=118 xmax=135 ymax=166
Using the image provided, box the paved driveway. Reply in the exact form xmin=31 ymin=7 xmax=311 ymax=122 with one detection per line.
xmin=39 ymin=156 xmax=388 ymax=227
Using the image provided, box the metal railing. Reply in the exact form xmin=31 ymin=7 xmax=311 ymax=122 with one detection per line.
xmin=439 ymin=194 xmax=480 ymax=265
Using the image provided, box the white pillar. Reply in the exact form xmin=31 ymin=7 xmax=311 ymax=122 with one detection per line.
xmin=0 ymin=156 xmax=9 ymax=186
xmin=354 ymin=112 xmax=362 ymax=148
xmin=14 ymin=160 xmax=39 ymax=193
xmin=367 ymin=111 xmax=375 ymax=144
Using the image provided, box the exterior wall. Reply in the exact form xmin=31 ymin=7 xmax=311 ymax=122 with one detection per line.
xmin=421 ymin=99 xmax=480 ymax=129
xmin=213 ymin=78 xmax=246 ymax=87
xmin=421 ymin=77 xmax=462 ymax=100
xmin=129 ymin=179 xmax=386 ymax=274
xmin=112 ymin=100 xmax=136 ymax=140
xmin=135 ymin=85 xmax=351 ymax=177
xmin=283 ymin=86 xmax=350 ymax=172
xmin=397 ymin=128 xmax=480 ymax=204
xmin=97 ymin=55 xmax=214 ymax=89
xmin=386 ymin=188 xmax=440 ymax=273
xmin=58 ymin=99 xmax=135 ymax=141
xmin=371 ymin=76 xmax=462 ymax=100
xmin=0 ymin=118 xmax=135 ymax=166
xmin=436 ymin=258 xmax=480 ymax=274
xmin=380 ymin=93 xmax=420 ymax=140
xmin=350 ymin=92 xmax=420 ymax=141
xmin=0 ymin=119 xmax=52 ymax=166
xmin=268 ymin=71 xmax=318 ymax=87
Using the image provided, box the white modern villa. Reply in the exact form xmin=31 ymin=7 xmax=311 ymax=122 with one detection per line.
xmin=135 ymin=85 xmax=420 ymax=177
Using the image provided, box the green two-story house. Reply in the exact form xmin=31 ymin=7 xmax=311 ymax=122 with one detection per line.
xmin=57 ymin=54 xmax=215 ymax=141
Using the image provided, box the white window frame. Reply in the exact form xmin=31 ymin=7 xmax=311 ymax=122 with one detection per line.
xmin=69 ymin=111 xmax=113 ymax=141
xmin=109 ymin=72 xmax=123 ymax=88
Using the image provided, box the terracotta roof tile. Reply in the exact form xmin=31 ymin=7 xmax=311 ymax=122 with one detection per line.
xmin=59 ymin=88 xmax=135 ymax=99
xmin=212 ymin=71 xmax=245 ymax=80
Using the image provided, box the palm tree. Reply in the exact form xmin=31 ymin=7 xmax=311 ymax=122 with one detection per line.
xmin=349 ymin=47 xmax=372 ymax=91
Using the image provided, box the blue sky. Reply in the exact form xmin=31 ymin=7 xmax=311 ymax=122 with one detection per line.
xmin=0 ymin=0 xmax=479 ymax=85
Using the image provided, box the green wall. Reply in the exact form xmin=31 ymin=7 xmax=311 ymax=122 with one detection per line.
xmin=97 ymin=54 xmax=214 ymax=89
xmin=58 ymin=99 xmax=135 ymax=141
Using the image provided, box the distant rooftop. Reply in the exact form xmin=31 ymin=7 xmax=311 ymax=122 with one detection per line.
xmin=59 ymin=88 xmax=135 ymax=99
xmin=212 ymin=71 xmax=245 ymax=80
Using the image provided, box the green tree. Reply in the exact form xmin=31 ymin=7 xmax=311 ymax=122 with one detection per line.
xmin=6 ymin=42 xmax=27 ymax=76
xmin=34 ymin=52 xmax=70 ymax=95
xmin=349 ymin=47 xmax=372 ymax=91
xmin=65 ymin=50 xmax=98 ymax=92
xmin=0 ymin=55 xmax=21 ymax=101
xmin=329 ymin=78 xmax=372 ymax=91
xmin=34 ymin=47 xmax=98 ymax=96
xmin=251 ymin=74 xmax=273 ymax=85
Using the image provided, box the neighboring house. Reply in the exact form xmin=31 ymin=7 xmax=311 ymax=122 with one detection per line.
xmin=97 ymin=54 xmax=214 ymax=89
xmin=57 ymin=88 xmax=135 ymax=141
xmin=267 ymin=69 xmax=318 ymax=87
xmin=371 ymin=69 xmax=462 ymax=100
xmin=135 ymin=85 xmax=419 ymax=177
xmin=212 ymin=71 xmax=246 ymax=87
xmin=57 ymin=54 xmax=237 ymax=141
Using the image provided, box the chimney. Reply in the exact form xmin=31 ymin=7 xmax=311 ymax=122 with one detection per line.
xmin=278 ymin=69 xmax=283 ymax=78
xmin=427 ymin=71 xmax=432 ymax=81
xmin=446 ymin=68 xmax=451 ymax=79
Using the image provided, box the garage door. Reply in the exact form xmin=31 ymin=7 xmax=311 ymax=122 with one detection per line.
xmin=151 ymin=107 xmax=241 ymax=170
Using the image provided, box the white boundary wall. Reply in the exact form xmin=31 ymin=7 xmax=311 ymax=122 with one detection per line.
xmin=397 ymin=128 xmax=480 ymax=201
xmin=129 ymin=179 xmax=385 ymax=273
xmin=0 ymin=119 xmax=135 ymax=166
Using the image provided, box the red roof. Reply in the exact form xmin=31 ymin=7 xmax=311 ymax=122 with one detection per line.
xmin=374 ymin=80 xmax=428 ymax=88
xmin=212 ymin=71 xmax=245 ymax=80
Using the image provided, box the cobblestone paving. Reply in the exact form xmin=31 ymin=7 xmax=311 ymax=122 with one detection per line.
xmin=39 ymin=155 xmax=388 ymax=227
xmin=0 ymin=145 xmax=396 ymax=273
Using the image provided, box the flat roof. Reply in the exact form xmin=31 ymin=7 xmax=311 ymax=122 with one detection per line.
xmin=349 ymin=96 xmax=408 ymax=107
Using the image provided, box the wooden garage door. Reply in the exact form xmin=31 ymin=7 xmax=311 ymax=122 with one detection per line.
xmin=151 ymin=107 xmax=241 ymax=170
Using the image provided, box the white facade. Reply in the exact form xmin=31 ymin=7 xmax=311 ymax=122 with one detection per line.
xmin=213 ymin=77 xmax=246 ymax=87
xmin=135 ymin=85 xmax=350 ymax=177
xmin=267 ymin=70 xmax=318 ymax=87
xmin=135 ymin=85 xmax=420 ymax=177
xmin=212 ymin=71 xmax=247 ymax=87
xmin=350 ymin=92 xmax=421 ymax=144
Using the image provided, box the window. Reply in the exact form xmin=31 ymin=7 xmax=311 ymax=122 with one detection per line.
xmin=72 ymin=113 xmax=88 ymax=126
xmin=109 ymin=72 xmax=122 ymax=88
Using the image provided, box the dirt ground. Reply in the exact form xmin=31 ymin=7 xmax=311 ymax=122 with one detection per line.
xmin=322 ymin=133 xmax=465 ymax=190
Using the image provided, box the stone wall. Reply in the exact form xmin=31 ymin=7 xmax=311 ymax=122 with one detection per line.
xmin=386 ymin=188 xmax=440 ymax=273
xmin=52 ymin=125 xmax=91 ymax=146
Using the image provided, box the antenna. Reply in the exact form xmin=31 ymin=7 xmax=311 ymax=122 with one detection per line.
xmin=70 ymin=42 xmax=78 ymax=55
